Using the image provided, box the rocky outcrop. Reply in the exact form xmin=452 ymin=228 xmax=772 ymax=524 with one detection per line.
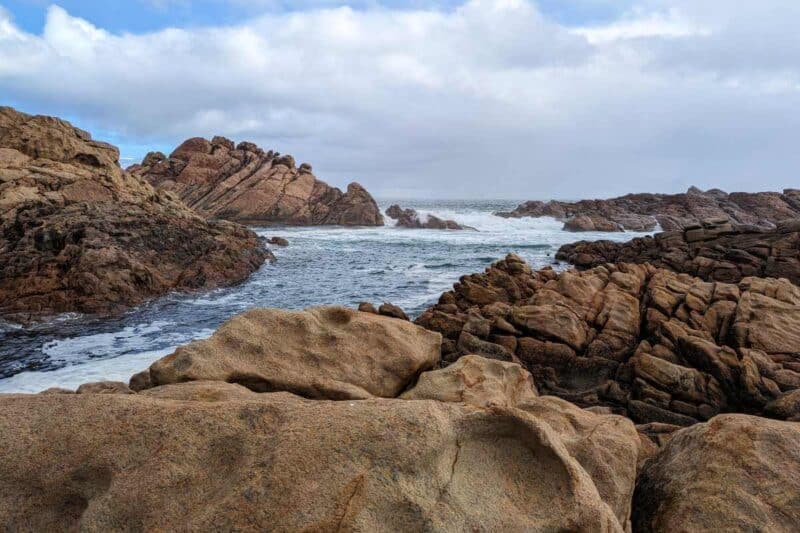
xmin=633 ymin=414 xmax=800 ymax=532
xmin=386 ymin=204 xmax=476 ymax=230
xmin=139 ymin=306 xmax=442 ymax=399
xmin=557 ymin=218 xmax=800 ymax=286
xmin=415 ymin=254 xmax=800 ymax=428
xmin=128 ymin=138 xmax=383 ymax=226
xmin=267 ymin=236 xmax=288 ymax=246
xmin=0 ymin=107 xmax=271 ymax=320
xmin=496 ymin=187 xmax=800 ymax=232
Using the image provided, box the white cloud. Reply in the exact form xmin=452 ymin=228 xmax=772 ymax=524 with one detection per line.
xmin=1 ymin=1 xmax=800 ymax=199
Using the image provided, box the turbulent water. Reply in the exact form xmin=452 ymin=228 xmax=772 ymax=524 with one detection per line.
xmin=0 ymin=200 xmax=653 ymax=392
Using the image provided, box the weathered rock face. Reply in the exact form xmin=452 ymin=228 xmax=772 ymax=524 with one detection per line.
xmin=557 ymin=218 xmax=800 ymax=286
xmin=633 ymin=414 xmax=800 ymax=532
xmin=415 ymin=254 xmax=800 ymax=429
xmin=496 ymin=187 xmax=800 ymax=232
xmin=142 ymin=306 xmax=442 ymax=400
xmin=128 ymin=137 xmax=384 ymax=226
xmin=0 ymin=107 xmax=271 ymax=320
xmin=0 ymin=365 xmax=640 ymax=531
xmin=386 ymin=204 xmax=476 ymax=230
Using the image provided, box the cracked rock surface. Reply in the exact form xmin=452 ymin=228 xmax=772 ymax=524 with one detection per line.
xmin=0 ymin=107 xmax=270 ymax=320
xmin=128 ymin=137 xmax=384 ymax=226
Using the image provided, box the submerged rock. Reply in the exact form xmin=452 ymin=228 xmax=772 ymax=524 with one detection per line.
xmin=496 ymin=187 xmax=800 ymax=232
xmin=267 ymin=236 xmax=289 ymax=246
xmin=386 ymin=204 xmax=476 ymax=230
xmin=128 ymin=137 xmax=384 ymax=226
xmin=0 ymin=107 xmax=271 ymax=320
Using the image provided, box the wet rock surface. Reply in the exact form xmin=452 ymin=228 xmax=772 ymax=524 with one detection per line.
xmin=415 ymin=254 xmax=800 ymax=428
xmin=128 ymin=137 xmax=384 ymax=226
xmin=557 ymin=218 xmax=800 ymax=286
xmin=0 ymin=107 xmax=270 ymax=321
xmin=386 ymin=204 xmax=476 ymax=230
xmin=496 ymin=187 xmax=800 ymax=232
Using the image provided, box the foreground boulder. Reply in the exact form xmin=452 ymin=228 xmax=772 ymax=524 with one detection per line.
xmin=386 ymin=204 xmax=475 ymax=230
xmin=557 ymin=218 xmax=800 ymax=286
xmin=141 ymin=306 xmax=442 ymax=399
xmin=128 ymin=138 xmax=383 ymax=226
xmin=0 ymin=377 xmax=637 ymax=531
xmin=496 ymin=186 xmax=800 ymax=232
xmin=633 ymin=414 xmax=800 ymax=532
xmin=416 ymin=254 xmax=800 ymax=427
xmin=0 ymin=107 xmax=271 ymax=320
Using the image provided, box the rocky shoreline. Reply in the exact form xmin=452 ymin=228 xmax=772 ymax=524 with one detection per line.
xmin=0 ymin=107 xmax=271 ymax=321
xmin=497 ymin=186 xmax=800 ymax=232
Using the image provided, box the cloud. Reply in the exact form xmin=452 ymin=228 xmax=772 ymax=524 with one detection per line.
xmin=1 ymin=1 xmax=800 ymax=199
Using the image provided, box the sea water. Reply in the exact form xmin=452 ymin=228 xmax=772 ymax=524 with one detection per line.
xmin=0 ymin=200 xmax=652 ymax=392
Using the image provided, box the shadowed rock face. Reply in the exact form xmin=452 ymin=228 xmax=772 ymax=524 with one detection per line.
xmin=415 ymin=254 xmax=800 ymax=429
xmin=385 ymin=204 xmax=475 ymax=230
xmin=495 ymin=187 xmax=800 ymax=232
xmin=557 ymin=218 xmax=800 ymax=286
xmin=128 ymin=137 xmax=384 ymax=226
xmin=0 ymin=107 xmax=271 ymax=321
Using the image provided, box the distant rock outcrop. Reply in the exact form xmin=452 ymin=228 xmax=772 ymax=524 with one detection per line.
xmin=556 ymin=218 xmax=800 ymax=286
xmin=385 ymin=204 xmax=476 ymax=230
xmin=128 ymin=138 xmax=384 ymax=226
xmin=416 ymin=254 xmax=800 ymax=429
xmin=496 ymin=187 xmax=800 ymax=232
xmin=0 ymin=107 xmax=270 ymax=320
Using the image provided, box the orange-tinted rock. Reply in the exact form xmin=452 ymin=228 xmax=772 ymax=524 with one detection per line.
xmin=0 ymin=107 xmax=270 ymax=320
xmin=128 ymin=138 xmax=383 ymax=226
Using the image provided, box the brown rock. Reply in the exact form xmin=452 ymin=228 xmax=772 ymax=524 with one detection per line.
xmin=145 ymin=306 xmax=441 ymax=399
xmin=416 ymin=254 xmax=800 ymax=426
xmin=0 ymin=107 xmax=270 ymax=320
xmin=267 ymin=236 xmax=289 ymax=246
xmin=400 ymin=355 xmax=538 ymax=407
xmin=128 ymin=138 xmax=383 ymax=226
xmin=378 ymin=302 xmax=409 ymax=321
xmin=385 ymin=204 xmax=475 ymax=230
xmin=633 ymin=414 xmax=800 ymax=532
xmin=0 ymin=385 xmax=629 ymax=532
xmin=76 ymin=381 xmax=135 ymax=395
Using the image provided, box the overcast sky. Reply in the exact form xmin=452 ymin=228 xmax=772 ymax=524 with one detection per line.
xmin=1 ymin=1 xmax=799 ymax=199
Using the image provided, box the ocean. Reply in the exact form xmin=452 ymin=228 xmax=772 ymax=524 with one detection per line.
xmin=0 ymin=199 xmax=653 ymax=392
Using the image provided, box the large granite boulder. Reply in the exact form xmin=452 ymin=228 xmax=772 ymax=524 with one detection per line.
xmin=496 ymin=187 xmax=800 ymax=232
xmin=128 ymin=137 xmax=384 ymax=226
xmin=557 ymin=217 xmax=800 ymax=286
xmin=633 ymin=414 xmax=800 ymax=532
xmin=142 ymin=306 xmax=442 ymax=399
xmin=415 ymin=254 xmax=800 ymax=430
xmin=385 ymin=204 xmax=475 ymax=230
xmin=0 ymin=382 xmax=637 ymax=531
xmin=0 ymin=107 xmax=271 ymax=320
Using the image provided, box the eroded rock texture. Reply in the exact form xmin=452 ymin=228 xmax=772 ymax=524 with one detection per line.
xmin=415 ymin=254 xmax=800 ymax=429
xmin=633 ymin=414 xmax=800 ymax=532
xmin=128 ymin=137 xmax=383 ymax=226
xmin=496 ymin=186 xmax=800 ymax=232
xmin=0 ymin=107 xmax=270 ymax=320
xmin=557 ymin=218 xmax=800 ymax=286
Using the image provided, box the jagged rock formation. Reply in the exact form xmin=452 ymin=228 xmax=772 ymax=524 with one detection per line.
xmin=633 ymin=414 xmax=800 ymax=531
xmin=0 ymin=308 xmax=641 ymax=532
xmin=386 ymin=204 xmax=476 ymax=230
xmin=415 ymin=254 xmax=800 ymax=429
xmin=0 ymin=107 xmax=270 ymax=320
xmin=128 ymin=137 xmax=383 ymax=226
xmin=3 ymin=305 xmax=800 ymax=530
xmin=496 ymin=186 xmax=800 ymax=232
xmin=557 ymin=218 xmax=800 ymax=286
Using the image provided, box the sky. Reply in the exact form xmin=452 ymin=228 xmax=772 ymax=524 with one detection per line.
xmin=1 ymin=1 xmax=799 ymax=199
